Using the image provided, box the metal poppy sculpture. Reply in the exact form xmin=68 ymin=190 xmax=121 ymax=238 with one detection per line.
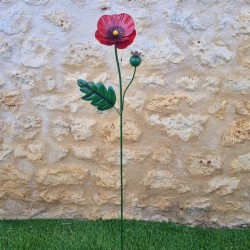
xmin=77 ymin=13 xmax=141 ymax=250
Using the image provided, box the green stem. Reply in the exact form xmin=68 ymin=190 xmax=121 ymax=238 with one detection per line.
xmin=122 ymin=67 xmax=137 ymax=106
xmin=114 ymin=45 xmax=124 ymax=250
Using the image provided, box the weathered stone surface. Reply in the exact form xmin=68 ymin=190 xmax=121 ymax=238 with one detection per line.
xmin=0 ymin=120 xmax=5 ymax=143
xmin=176 ymin=76 xmax=200 ymax=91
xmin=0 ymin=9 xmax=31 ymax=34
xmin=53 ymin=118 xmax=71 ymax=141
xmin=207 ymin=100 xmax=227 ymax=119
xmin=235 ymin=101 xmax=250 ymax=116
xmin=93 ymin=191 xmax=119 ymax=205
xmin=223 ymin=119 xmax=250 ymax=146
xmin=189 ymin=40 xmax=233 ymax=67
xmin=102 ymin=119 xmax=141 ymax=142
xmin=0 ymin=165 xmax=31 ymax=188
xmin=166 ymin=10 xmax=211 ymax=33
xmin=137 ymin=75 xmax=165 ymax=87
xmin=237 ymin=41 xmax=250 ymax=68
xmin=232 ymin=12 xmax=250 ymax=38
xmin=148 ymin=113 xmax=208 ymax=142
xmin=144 ymin=169 xmax=176 ymax=189
xmin=21 ymin=37 xmax=51 ymax=68
xmin=151 ymin=147 xmax=172 ymax=165
xmin=0 ymin=37 xmax=12 ymax=62
xmin=44 ymin=10 xmax=71 ymax=32
xmin=36 ymin=165 xmax=89 ymax=186
xmin=0 ymin=145 xmax=12 ymax=161
xmin=71 ymin=0 xmax=85 ymax=8
xmin=222 ymin=78 xmax=250 ymax=95
xmin=12 ymin=114 xmax=41 ymax=139
xmin=207 ymin=176 xmax=240 ymax=195
xmin=54 ymin=146 xmax=68 ymax=162
xmin=137 ymin=38 xmax=185 ymax=66
xmin=0 ymin=91 xmax=21 ymax=110
xmin=23 ymin=0 xmax=49 ymax=5
xmin=147 ymin=93 xmax=193 ymax=113
xmin=63 ymin=43 xmax=104 ymax=67
xmin=10 ymin=71 xmax=35 ymax=90
xmin=201 ymin=77 xmax=220 ymax=93
xmin=126 ymin=92 xmax=146 ymax=113
xmin=38 ymin=189 xmax=86 ymax=205
xmin=188 ymin=152 xmax=223 ymax=175
xmin=231 ymin=153 xmax=250 ymax=172
xmin=26 ymin=143 xmax=44 ymax=161
xmin=70 ymin=118 xmax=96 ymax=141
xmin=72 ymin=146 xmax=97 ymax=160
xmin=94 ymin=168 xmax=121 ymax=189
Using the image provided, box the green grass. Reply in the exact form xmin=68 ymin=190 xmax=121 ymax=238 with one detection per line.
xmin=0 ymin=219 xmax=249 ymax=250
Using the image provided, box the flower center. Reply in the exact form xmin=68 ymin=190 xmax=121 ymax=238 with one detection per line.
xmin=112 ymin=30 xmax=119 ymax=36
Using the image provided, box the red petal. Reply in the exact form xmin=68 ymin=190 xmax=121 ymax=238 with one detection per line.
xmin=95 ymin=30 xmax=115 ymax=46
xmin=116 ymin=30 xmax=136 ymax=49
xmin=97 ymin=13 xmax=135 ymax=37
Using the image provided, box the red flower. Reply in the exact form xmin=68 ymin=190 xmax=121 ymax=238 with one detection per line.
xmin=95 ymin=13 xmax=136 ymax=49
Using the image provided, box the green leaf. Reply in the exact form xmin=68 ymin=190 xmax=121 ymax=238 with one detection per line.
xmin=77 ymin=79 xmax=116 ymax=111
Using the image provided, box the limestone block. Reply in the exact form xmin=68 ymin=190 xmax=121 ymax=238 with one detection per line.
xmin=189 ymin=40 xmax=233 ymax=67
xmin=0 ymin=189 xmax=30 ymax=201
xmin=63 ymin=43 xmax=104 ymax=67
xmin=0 ymin=120 xmax=5 ymax=143
xmin=223 ymin=119 xmax=250 ymax=146
xmin=44 ymin=10 xmax=72 ymax=32
xmin=222 ymin=78 xmax=250 ymax=95
xmin=53 ymin=119 xmax=71 ymax=141
xmin=38 ymin=189 xmax=86 ymax=205
xmin=137 ymin=38 xmax=185 ymax=66
xmin=232 ymin=12 xmax=250 ymax=38
xmin=94 ymin=168 xmax=121 ymax=189
xmin=55 ymin=146 xmax=68 ymax=162
xmin=176 ymin=76 xmax=200 ymax=91
xmin=72 ymin=146 xmax=97 ymax=160
xmin=93 ymin=192 xmax=119 ymax=205
xmin=71 ymin=0 xmax=85 ymax=8
xmin=137 ymin=75 xmax=165 ymax=87
xmin=33 ymin=93 xmax=81 ymax=113
xmin=26 ymin=143 xmax=44 ymax=161
xmin=167 ymin=9 xmax=211 ymax=33
xmin=12 ymin=114 xmax=41 ymax=139
xmin=188 ymin=152 xmax=223 ymax=176
xmin=235 ymin=101 xmax=250 ymax=116
xmin=21 ymin=37 xmax=52 ymax=68
xmin=237 ymin=41 xmax=250 ymax=68
xmin=0 ymin=165 xmax=31 ymax=188
xmin=207 ymin=176 xmax=240 ymax=195
xmin=147 ymin=93 xmax=193 ymax=113
xmin=36 ymin=165 xmax=89 ymax=186
xmin=0 ymin=91 xmax=21 ymax=110
xmin=0 ymin=9 xmax=31 ymax=34
xmin=184 ymin=198 xmax=210 ymax=210
xmin=207 ymin=100 xmax=227 ymax=119
xmin=13 ymin=145 xmax=27 ymax=158
xmin=0 ymin=145 xmax=12 ymax=161
xmin=102 ymin=148 xmax=137 ymax=166
xmin=10 ymin=71 xmax=35 ymax=90
xmin=201 ymin=77 xmax=220 ymax=93
xmin=0 ymin=37 xmax=12 ymax=62
xmin=231 ymin=153 xmax=250 ymax=172
xmin=23 ymin=0 xmax=49 ymax=5
xmin=148 ymin=113 xmax=208 ymax=142
xmin=144 ymin=169 xmax=176 ymax=189
xmin=126 ymin=92 xmax=146 ymax=113
xmin=70 ymin=118 xmax=96 ymax=141
xmin=151 ymin=147 xmax=172 ymax=165
xmin=102 ymin=119 xmax=141 ymax=142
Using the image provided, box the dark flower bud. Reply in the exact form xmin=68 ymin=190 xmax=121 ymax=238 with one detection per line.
xmin=130 ymin=51 xmax=142 ymax=67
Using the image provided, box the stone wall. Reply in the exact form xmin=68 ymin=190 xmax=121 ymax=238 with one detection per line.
xmin=0 ymin=0 xmax=250 ymax=227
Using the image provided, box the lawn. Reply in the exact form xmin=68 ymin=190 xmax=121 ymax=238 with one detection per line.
xmin=0 ymin=219 xmax=249 ymax=250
